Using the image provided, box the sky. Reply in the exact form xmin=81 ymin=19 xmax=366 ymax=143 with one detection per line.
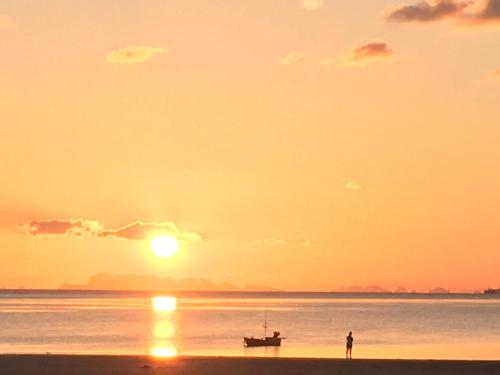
xmin=1 ymin=0 xmax=499 ymax=291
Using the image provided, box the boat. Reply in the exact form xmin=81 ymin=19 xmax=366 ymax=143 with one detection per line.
xmin=243 ymin=310 xmax=284 ymax=347
xmin=244 ymin=333 xmax=282 ymax=347
xmin=484 ymin=288 xmax=500 ymax=294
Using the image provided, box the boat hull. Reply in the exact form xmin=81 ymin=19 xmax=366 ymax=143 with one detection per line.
xmin=244 ymin=337 xmax=282 ymax=347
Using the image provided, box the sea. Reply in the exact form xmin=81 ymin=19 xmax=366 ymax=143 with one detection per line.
xmin=1 ymin=290 xmax=499 ymax=360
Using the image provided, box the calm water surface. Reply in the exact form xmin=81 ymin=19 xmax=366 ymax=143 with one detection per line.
xmin=0 ymin=290 xmax=499 ymax=360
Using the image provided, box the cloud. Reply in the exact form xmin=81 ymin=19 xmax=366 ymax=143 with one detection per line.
xmin=257 ymin=238 xmax=287 ymax=246
xmin=0 ymin=14 xmax=13 ymax=29
xmin=386 ymin=0 xmax=470 ymax=22
xmin=99 ymin=221 xmax=201 ymax=243
xmin=301 ymin=0 xmax=325 ymax=11
xmin=106 ymin=46 xmax=167 ymax=64
xmin=279 ymin=52 xmax=306 ymax=66
xmin=26 ymin=218 xmax=201 ymax=243
xmin=386 ymin=0 xmax=500 ymax=24
xmin=466 ymin=0 xmax=500 ymax=23
xmin=343 ymin=41 xmax=394 ymax=66
xmin=301 ymin=240 xmax=324 ymax=247
xmin=27 ymin=219 xmax=103 ymax=237
xmin=344 ymin=181 xmax=362 ymax=190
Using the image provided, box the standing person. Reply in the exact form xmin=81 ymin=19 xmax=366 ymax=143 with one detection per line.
xmin=346 ymin=331 xmax=354 ymax=359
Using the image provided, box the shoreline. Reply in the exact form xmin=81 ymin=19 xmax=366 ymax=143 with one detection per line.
xmin=1 ymin=354 xmax=500 ymax=375
xmin=1 ymin=288 xmax=492 ymax=295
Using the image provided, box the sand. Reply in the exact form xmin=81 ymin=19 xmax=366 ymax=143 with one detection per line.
xmin=1 ymin=355 xmax=499 ymax=375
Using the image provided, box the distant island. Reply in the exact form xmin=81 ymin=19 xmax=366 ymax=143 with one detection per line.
xmin=428 ymin=287 xmax=450 ymax=294
xmin=60 ymin=273 xmax=280 ymax=292
xmin=394 ymin=286 xmax=409 ymax=293
xmin=331 ymin=285 xmax=390 ymax=293
xmin=331 ymin=285 xmax=454 ymax=294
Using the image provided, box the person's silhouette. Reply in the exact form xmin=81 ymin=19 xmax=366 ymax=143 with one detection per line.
xmin=346 ymin=331 xmax=354 ymax=359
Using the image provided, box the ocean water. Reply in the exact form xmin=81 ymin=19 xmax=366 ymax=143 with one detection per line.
xmin=0 ymin=290 xmax=499 ymax=360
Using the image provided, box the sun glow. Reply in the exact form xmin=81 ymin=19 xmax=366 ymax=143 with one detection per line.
xmin=150 ymin=236 xmax=179 ymax=257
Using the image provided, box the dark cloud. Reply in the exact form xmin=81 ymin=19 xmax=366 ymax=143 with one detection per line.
xmin=346 ymin=42 xmax=394 ymax=65
xmin=27 ymin=219 xmax=102 ymax=237
xmin=470 ymin=0 xmax=500 ymax=22
xmin=386 ymin=0 xmax=470 ymax=22
xmin=26 ymin=219 xmax=201 ymax=243
xmin=353 ymin=42 xmax=393 ymax=59
xmin=386 ymin=0 xmax=500 ymax=24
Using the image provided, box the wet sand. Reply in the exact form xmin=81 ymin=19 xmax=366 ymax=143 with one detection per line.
xmin=1 ymin=355 xmax=500 ymax=375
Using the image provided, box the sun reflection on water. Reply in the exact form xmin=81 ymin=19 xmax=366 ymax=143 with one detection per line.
xmin=150 ymin=345 xmax=178 ymax=358
xmin=150 ymin=296 xmax=178 ymax=358
xmin=152 ymin=296 xmax=177 ymax=312
xmin=154 ymin=321 xmax=175 ymax=338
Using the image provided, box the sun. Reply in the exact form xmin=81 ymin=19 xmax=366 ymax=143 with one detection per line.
xmin=151 ymin=236 xmax=179 ymax=257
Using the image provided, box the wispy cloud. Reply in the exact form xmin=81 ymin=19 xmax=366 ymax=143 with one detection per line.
xmin=301 ymin=0 xmax=325 ymax=11
xmin=99 ymin=221 xmax=201 ymax=243
xmin=257 ymin=238 xmax=287 ymax=246
xmin=279 ymin=52 xmax=306 ymax=66
xmin=475 ymin=67 xmax=500 ymax=85
xmin=301 ymin=240 xmax=324 ymax=247
xmin=0 ymin=14 xmax=13 ymax=29
xmin=319 ymin=56 xmax=338 ymax=67
xmin=487 ymin=67 xmax=500 ymax=79
xmin=26 ymin=219 xmax=201 ymax=243
xmin=386 ymin=0 xmax=500 ymax=25
xmin=344 ymin=181 xmax=362 ymax=190
xmin=106 ymin=46 xmax=167 ymax=64
xmin=343 ymin=41 xmax=394 ymax=66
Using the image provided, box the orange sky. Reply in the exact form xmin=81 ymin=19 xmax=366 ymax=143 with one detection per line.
xmin=1 ymin=0 xmax=499 ymax=291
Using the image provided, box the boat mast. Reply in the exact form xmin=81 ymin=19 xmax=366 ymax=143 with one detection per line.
xmin=263 ymin=310 xmax=268 ymax=338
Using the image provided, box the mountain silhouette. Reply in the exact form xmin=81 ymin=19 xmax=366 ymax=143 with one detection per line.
xmin=60 ymin=272 xmax=280 ymax=292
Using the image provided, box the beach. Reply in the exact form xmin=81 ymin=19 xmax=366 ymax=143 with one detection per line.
xmin=1 ymin=355 xmax=500 ymax=375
